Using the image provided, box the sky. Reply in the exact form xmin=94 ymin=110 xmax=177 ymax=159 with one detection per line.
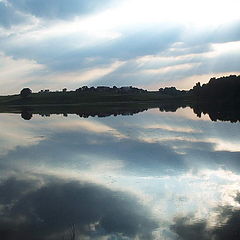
xmin=0 ymin=0 xmax=240 ymax=94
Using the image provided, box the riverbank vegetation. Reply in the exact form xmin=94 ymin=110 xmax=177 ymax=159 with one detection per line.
xmin=0 ymin=75 xmax=239 ymax=106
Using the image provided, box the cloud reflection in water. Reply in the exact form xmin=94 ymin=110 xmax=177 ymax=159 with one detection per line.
xmin=0 ymin=108 xmax=239 ymax=239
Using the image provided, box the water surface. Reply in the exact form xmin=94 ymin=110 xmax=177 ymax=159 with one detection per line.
xmin=0 ymin=107 xmax=240 ymax=239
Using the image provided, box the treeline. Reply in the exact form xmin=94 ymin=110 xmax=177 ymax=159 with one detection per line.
xmin=158 ymin=75 xmax=240 ymax=100
xmin=37 ymin=86 xmax=147 ymax=94
xmin=158 ymin=87 xmax=187 ymax=96
xmin=189 ymin=75 xmax=240 ymax=100
xmin=5 ymin=74 xmax=240 ymax=106
xmin=20 ymin=75 xmax=240 ymax=101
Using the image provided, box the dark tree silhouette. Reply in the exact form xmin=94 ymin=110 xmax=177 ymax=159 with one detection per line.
xmin=159 ymin=87 xmax=187 ymax=96
xmin=190 ymin=75 xmax=240 ymax=100
xmin=20 ymin=88 xmax=32 ymax=98
xmin=21 ymin=111 xmax=33 ymax=120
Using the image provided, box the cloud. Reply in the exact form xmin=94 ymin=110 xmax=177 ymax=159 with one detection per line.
xmin=0 ymin=24 xmax=181 ymax=70
xmin=0 ymin=0 xmax=240 ymax=92
xmin=0 ymin=1 xmax=27 ymax=27
xmin=1 ymin=105 xmax=240 ymax=181
xmin=0 ymin=177 xmax=158 ymax=239
xmin=2 ymin=105 xmax=240 ymax=179
xmin=0 ymin=109 xmax=240 ymax=239
xmin=1 ymin=9 xmax=240 ymax=91
xmin=171 ymin=216 xmax=210 ymax=240
xmin=171 ymin=202 xmax=240 ymax=240
xmin=181 ymin=21 xmax=240 ymax=46
xmin=0 ymin=177 xmax=37 ymax=204
xmin=94 ymin=40 xmax=240 ymax=88
xmin=0 ymin=113 xmax=48 ymax=156
xmin=8 ymin=0 xmax=117 ymax=19
xmin=0 ymin=53 xmax=46 ymax=94
xmin=2 ymin=127 xmax=186 ymax=177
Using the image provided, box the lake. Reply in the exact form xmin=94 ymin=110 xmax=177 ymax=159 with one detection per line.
xmin=0 ymin=106 xmax=240 ymax=240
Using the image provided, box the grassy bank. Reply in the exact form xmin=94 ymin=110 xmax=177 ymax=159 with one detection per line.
xmin=0 ymin=91 xmax=189 ymax=106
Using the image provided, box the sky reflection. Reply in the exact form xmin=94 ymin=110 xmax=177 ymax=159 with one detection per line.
xmin=0 ymin=108 xmax=239 ymax=239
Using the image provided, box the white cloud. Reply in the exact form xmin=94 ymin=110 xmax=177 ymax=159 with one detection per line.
xmin=49 ymin=60 xmax=124 ymax=86
xmin=0 ymin=53 xmax=46 ymax=94
xmin=211 ymin=41 xmax=240 ymax=56
xmin=0 ymin=114 xmax=47 ymax=156
xmin=141 ymin=63 xmax=199 ymax=75
xmin=0 ymin=0 xmax=239 ymax=92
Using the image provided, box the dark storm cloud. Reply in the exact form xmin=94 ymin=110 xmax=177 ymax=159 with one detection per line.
xmin=0 ymin=1 xmax=26 ymax=27
xmin=8 ymin=0 xmax=116 ymax=19
xmin=0 ymin=177 xmax=158 ymax=240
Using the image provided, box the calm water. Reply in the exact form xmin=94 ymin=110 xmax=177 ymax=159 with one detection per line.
xmin=0 ymin=107 xmax=240 ymax=240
